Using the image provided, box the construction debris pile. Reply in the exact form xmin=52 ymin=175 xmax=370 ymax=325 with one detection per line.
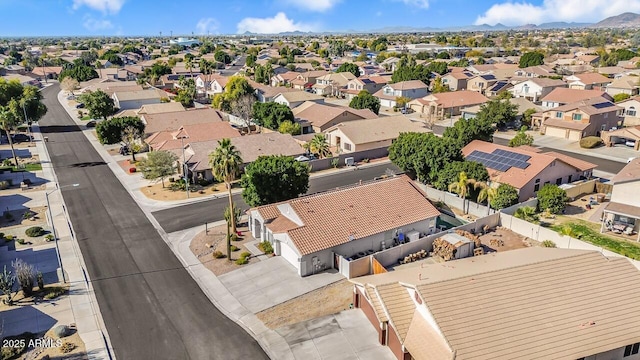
xmin=399 ymin=249 xmax=427 ymax=264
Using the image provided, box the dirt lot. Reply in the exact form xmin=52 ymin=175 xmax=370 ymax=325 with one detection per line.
xmin=478 ymin=227 xmax=534 ymax=253
xmin=190 ymin=223 xmax=261 ymax=276
xmin=256 ymin=279 xmax=353 ymax=330
xmin=141 ymin=181 xmax=228 ymax=201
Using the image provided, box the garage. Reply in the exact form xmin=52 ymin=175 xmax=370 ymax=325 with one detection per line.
xmin=601 ymin=126 xmax=640 ymax=151
xmin=277 ymin=239 xmax=301 ymax=271
xmin=568 ymin=130 xmax=583 ymax=141
xmin=544 ymin=126 xmax=568 ymax=138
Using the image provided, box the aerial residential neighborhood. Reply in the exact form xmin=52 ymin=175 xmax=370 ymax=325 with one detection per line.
xmin=3 ymin=1 xmax=640 ymax=359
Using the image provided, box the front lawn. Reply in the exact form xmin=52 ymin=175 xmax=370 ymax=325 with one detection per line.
xmin=0 ymin=163 xmax=42 ymax=172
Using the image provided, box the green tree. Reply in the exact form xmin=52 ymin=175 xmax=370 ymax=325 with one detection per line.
xmin=78 ymin=90 xmax=116 ymax=120
xmin=246 ymin=54 xmax=257 ymax=67
xmin=278 ymin=120 xmax=301 ymax=135
xmin=214 ymin=50 xmax=231 ymax=64
xmin=537 ymin=184 xmax=568 ymax=214
xmin=490 ymin=184 xmax=519 ymax=209
xmin=514 ymin=206 xmax=538 ymax=222
xmin=309 ymin=134 xmax=331 ymax=159
xmin=213 ymin=76 xmax=254 ymax=112
xmin=431 ymin=77 xmax=449 ymax=93
xmin=209 ymin=138 xmax=243 ymax=236
xmin=519 ymin=51 xmax=545 ymax=68
xmin=613 ymin=93 xmax=631 ymax=102
xmin=389 ymin=132 xmax=462 ymax=183
xmin=448 ymin=172 xmax=475 ymax=213
xmin=59 ymin=59 xmax=98 ymax=82
xmin=433 ymin=160 xmax=489 ymax=192
xmin=241 ymin=155 xmax=310 ymax=207
xmin=349 ymin=90 xmax=381 ymax=114
xmin=138 ymin=151 xmax=178 ymax=188
xmin=509 ymin=128 xmax=534 ymax=147
xmin=497 ymin=91 xmax=513 ymax=100
xmin=474 ymin=99 xmax=517 ymax=127
xmin=335 ymin=62 xmax=360 ymax=77
xmin=443 ymin=116 xmax=495 ymax=147
xmin=95 ymin=116 xmax=145 ymax=145
xmin=521 ymin=108 xmax=537 ymax=128
xmin=121 ymin=125 xmax=143 ymax=162
xmin=251 ymin=102 xmax=294 ymax=130
xmin=476 ymin=182 xmax=497 ymax=213
xmin=175 ymin=77 xmax=196 ymax=107
xmin=0 ymin=106 xmax=20 ymax=167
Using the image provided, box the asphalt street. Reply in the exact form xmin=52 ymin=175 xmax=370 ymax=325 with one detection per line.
xmin=39 ymin=84 xmax=268 ymax=360
xmin=153 ymin=163 xmax=402 ymax=234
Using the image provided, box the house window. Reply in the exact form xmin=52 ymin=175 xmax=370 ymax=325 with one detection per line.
xmin=624 ymin=343 xmax=640 ymax=357
xmin=604 ymin=112 xmax=608 ymax=118
xmin=572 ymin=113 xmax=582 ymax=121
xmin=534 ymin=184 xmax=540 ymax=192
xmin=556 ymin=111 xmax=563 ymax=118
xmin=523 ymin=84 xmax=529 ymax=93
xmin=556 ymin=177 xmax=562 ymax=185
xmin=344 ymin=143 xmax=352 ymax=151
xmin=568 ymin=175 xmax=572 ymax=182
xmin=627 ymin=106 xmax=637 ymax=116
xmin=535 ymin=178 xmax=540 ymax=183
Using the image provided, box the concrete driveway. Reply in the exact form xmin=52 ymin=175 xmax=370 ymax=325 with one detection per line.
xmin=276 ymin=309 xmax=396 ymax=360
xmin=218 ymin=256 xmax=343 ymax=313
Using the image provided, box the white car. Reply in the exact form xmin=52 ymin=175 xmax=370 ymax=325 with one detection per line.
xmin=294 ymin=155 xmax=310 ymax=162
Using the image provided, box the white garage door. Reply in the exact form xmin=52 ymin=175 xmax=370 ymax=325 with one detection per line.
xmin=545 ymin=126 xmax=567 ymax=138
xmin=568 ymin=130 xmax=582 ymax=141
xmin=279 ymin=241 xmax=300 ymax=270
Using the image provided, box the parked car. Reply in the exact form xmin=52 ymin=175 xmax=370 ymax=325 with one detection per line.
xmin=75 ymin=103 xmax=85 ymax=109
xmin=86 ymin=120 xmax=97 ymax=128
xmin=11 ymin=134 xmax=32 ymax=143
xmin=294 ymin=155 xmax=310 ymax=162
xmin=625 ymin=140 xmax=636 ymax=147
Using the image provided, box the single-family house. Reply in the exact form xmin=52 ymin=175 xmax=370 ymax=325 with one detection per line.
xmin=540 ymin=88 xmax=613 ymax=109
xmin=466 ymin=74 xmax=499 ymax=94
xmin=252 ymin=83 xmax=298 ymax=103
xmin=564 ymin=73 xmax=611 ymax=90
xmin=31 ymin=66 xmax=63 ymax=80
xmin=352 ymin=247 xmax=640 ymax=360
xmin=465 ymin=64 xmax=497 ymax=75
xmin=273 ymin=91 xmax=325 ymax=109
xmin=440 ymin=71 xmax=474 ymax=91
xmin=373 ymin=80 xmax=429 ymax=108
xmin=325 ymin=115 xmax=430 ymax=153
xmin=210 ymin=74 xmax=230 ymax=96
xmin=248 ymin=175 xmax=440 ymax=277
xmin=601 ymin=125 xmax=640 ymax=150
xmin=141 ymin=108 xmax=225 ymax=135
xmin=484 ymin=80 xmax=513 ymax=98
xmin=598 ymin=66 xmax=627 ymax=78
xmin=461 ymin=97 xmax=542 ymax=122
xmin=341 ymin=76 xmax=389 ymax=101
xmin=137 ymin=102 xmax=185 ymax=115
xmin=290 ymin=70 xmax=329 ymax=91
xmin=601 ymin=158 xmax=640 ymax=241
xmin=270 ymin=71 xmax=300 ymax=87
xmin=616 ymin=96 xmax=640 ymax=126
xmin=379 ymin=57 xmax=401 ymax=72
xmin=513 ymin=65 xmax=555 ymax=78
xmin=180 ymin=132 xmax=304 ymax=182
xmin=605 ymin=76 xmax=640 ymax=96
xmin=462 ymin=140 xmax=596 ymax=201
xmin=112 ymin=89 xmax=163 ymax=110
xmin=537 ymin=97 xmax=623 ymax=140
xmin=408 ymin=90 xmax=489 ymax=118
xmin=510 ymin=78 xmax=567 ymax=102
xmin=145 ymin=122 xmax=241 ymax=151
xmin=292 ymin=101 xmax=378 ymax=133
xmin=312 ymin=72 xmax=357 ymax=96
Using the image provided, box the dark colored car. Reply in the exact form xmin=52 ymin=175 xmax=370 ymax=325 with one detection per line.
xmin=75 ymin=103 xmax=85 ymax=109
xmin=12 ymin=134 xmax=32 ymax=143
xmin=86 ymin=120 xmax=97 ymax=128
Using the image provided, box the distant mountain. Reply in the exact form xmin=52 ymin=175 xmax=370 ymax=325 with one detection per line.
xmin=592 ymin=12 xmax=640 ymax=28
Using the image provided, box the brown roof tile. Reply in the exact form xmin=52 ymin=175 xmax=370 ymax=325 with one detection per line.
xmin=612 ymin=157 xmax=640 ymax=184
xmin=541 ymin=88 xmax=610 ymax=104
xmin=376 ymin=283 xmax=415 ymax=341
xmin=403 ymin=310 xmax=453 ymax=360
xmin=142 ymin=108 xmax=224 ymax=134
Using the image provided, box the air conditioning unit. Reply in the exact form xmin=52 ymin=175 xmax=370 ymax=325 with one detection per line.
xmin=406 ymin=230 xmax=420 ymax=243
xmin=345 ymin=157 xmax=355 ymax=166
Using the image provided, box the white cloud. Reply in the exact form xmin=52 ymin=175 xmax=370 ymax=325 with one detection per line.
xmin=394 ymin=0 xmax=429 ymax=9
xmin=475 ymin=0 xmax=640 ymax=26
xmin=196 ymin=18 xmax=219 ymax=34
xmin=237 ymin=12 xmax=316 ymax=34
xmin=281 ymin=0 xmax=340 ymax=12
xmin=73 ymin=0 xmax=125 ymax=14
xmin=83 ymin=16 xmax=113 ymax=31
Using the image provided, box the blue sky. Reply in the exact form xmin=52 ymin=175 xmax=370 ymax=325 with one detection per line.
xmin=0 ymin=0 xmax=638 ymax=36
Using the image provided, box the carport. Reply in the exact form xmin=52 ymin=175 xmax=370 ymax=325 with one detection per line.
xmin=601 ymin=126 xmax=640 ymax=151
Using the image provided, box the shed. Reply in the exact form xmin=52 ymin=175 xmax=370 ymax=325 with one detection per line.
xmin=439 ymin=232 xmax=474 ymax=259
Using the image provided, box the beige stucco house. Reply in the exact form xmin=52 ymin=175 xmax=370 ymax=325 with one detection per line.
xmin=537 ymin=97 xmax=623 ymax=140
xmin=601 ymin=158 xmax=640 ymax=241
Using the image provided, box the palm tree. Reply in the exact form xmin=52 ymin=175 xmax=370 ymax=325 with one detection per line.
xmin=0 ymin=106 xmax=19 ymax=168
xmin=309 ymin=134 xmax=331 ymax=159
xmin=448 ymin=172 xmax=474 ymax=214
xmin=209 ymin=138 xmax=243 ymax=234
xmin=475 ymin=182 xmax=497 ymax=215
xmin=514 ymin=206 xmax=537 ymax=222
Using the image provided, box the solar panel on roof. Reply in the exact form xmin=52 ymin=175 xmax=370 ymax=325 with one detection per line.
xmin=592 ymin=102 xmax=614 ymax=109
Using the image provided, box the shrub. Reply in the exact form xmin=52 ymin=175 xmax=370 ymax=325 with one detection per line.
xmin=258 ymin=240 xmax=273 ymax=254
xmin=17 ymin=238 xmax=25 ymax=245
xmin=579 ymin=136 xmax=603 ymax=149
xmin=37 ymin=271 xmax=44 ymax=290
xmin=22 ymin=210 xmax=34 ymax=220
xmin=235 ymin=257 xmax=248 ymax=265
xmin=5 ymin=235 xmax=14 ymax=241
xmin=240 ymin=251 xmax=251 ymax=259
xmin=230 ymin=245 xmax=239 ymax=252
xmin=230 ymin=233 xmax=239 ymax=242
xmin=60 ymin=342 xmax=76 ymax=353
xmin=0 ymin=180 xmax=9 ymax=190
xmin=43 ymin=286 xmax=67 ymax=300
xmin=212 ymin=250 xmax=225 ymax=259
xmin=1 ymin=332 xmax=34 ymax=359
xmin=0 ymin=232 xmax=3 ymax=239
xmin=362 ymin=158 xmax=370 ymax=163
xmin=540 ymin=240 xmax=556 ymax=247
xmin=537 ymin=184 xmax=568 ymax=214
xmin=12 ymin=259 xmax=35 ymax=296
xmin=198 ymin=178 xmax=212 ymax=186
xmin=25 ymin=226 xmax=45 ymax=237
xmin=45 ymin=234 xmax=54 ymax=242
xmin=331 ymin=158 xmax=339 ymax=168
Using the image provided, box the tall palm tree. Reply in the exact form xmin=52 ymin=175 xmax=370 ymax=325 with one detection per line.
xmin=448 ymin=172 xmax=474 ymax=214
xmin=309 ymin=134 xmax=331 ymax=159
xmin=475 ymin=182 xmax=497 ymax=215
xmin=0 ymin=106 xmax=19 ymax=168
xmin=209 ymin=138 xmax=243 ymax=234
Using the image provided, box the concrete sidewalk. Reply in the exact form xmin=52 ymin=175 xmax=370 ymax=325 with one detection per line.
xmin=2 ymin=124 xmax=115 ymax=359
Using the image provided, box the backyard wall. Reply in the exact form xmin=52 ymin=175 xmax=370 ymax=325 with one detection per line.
xmin=308 ymin=147 xmax=389 ymax=172
xmin=500 ymin=199 xmax=538 ymax=215
xmin=416 ymin=183 xmax=495 ymax=218
xmin=564 ymin=179 xmax=596 ymax=200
